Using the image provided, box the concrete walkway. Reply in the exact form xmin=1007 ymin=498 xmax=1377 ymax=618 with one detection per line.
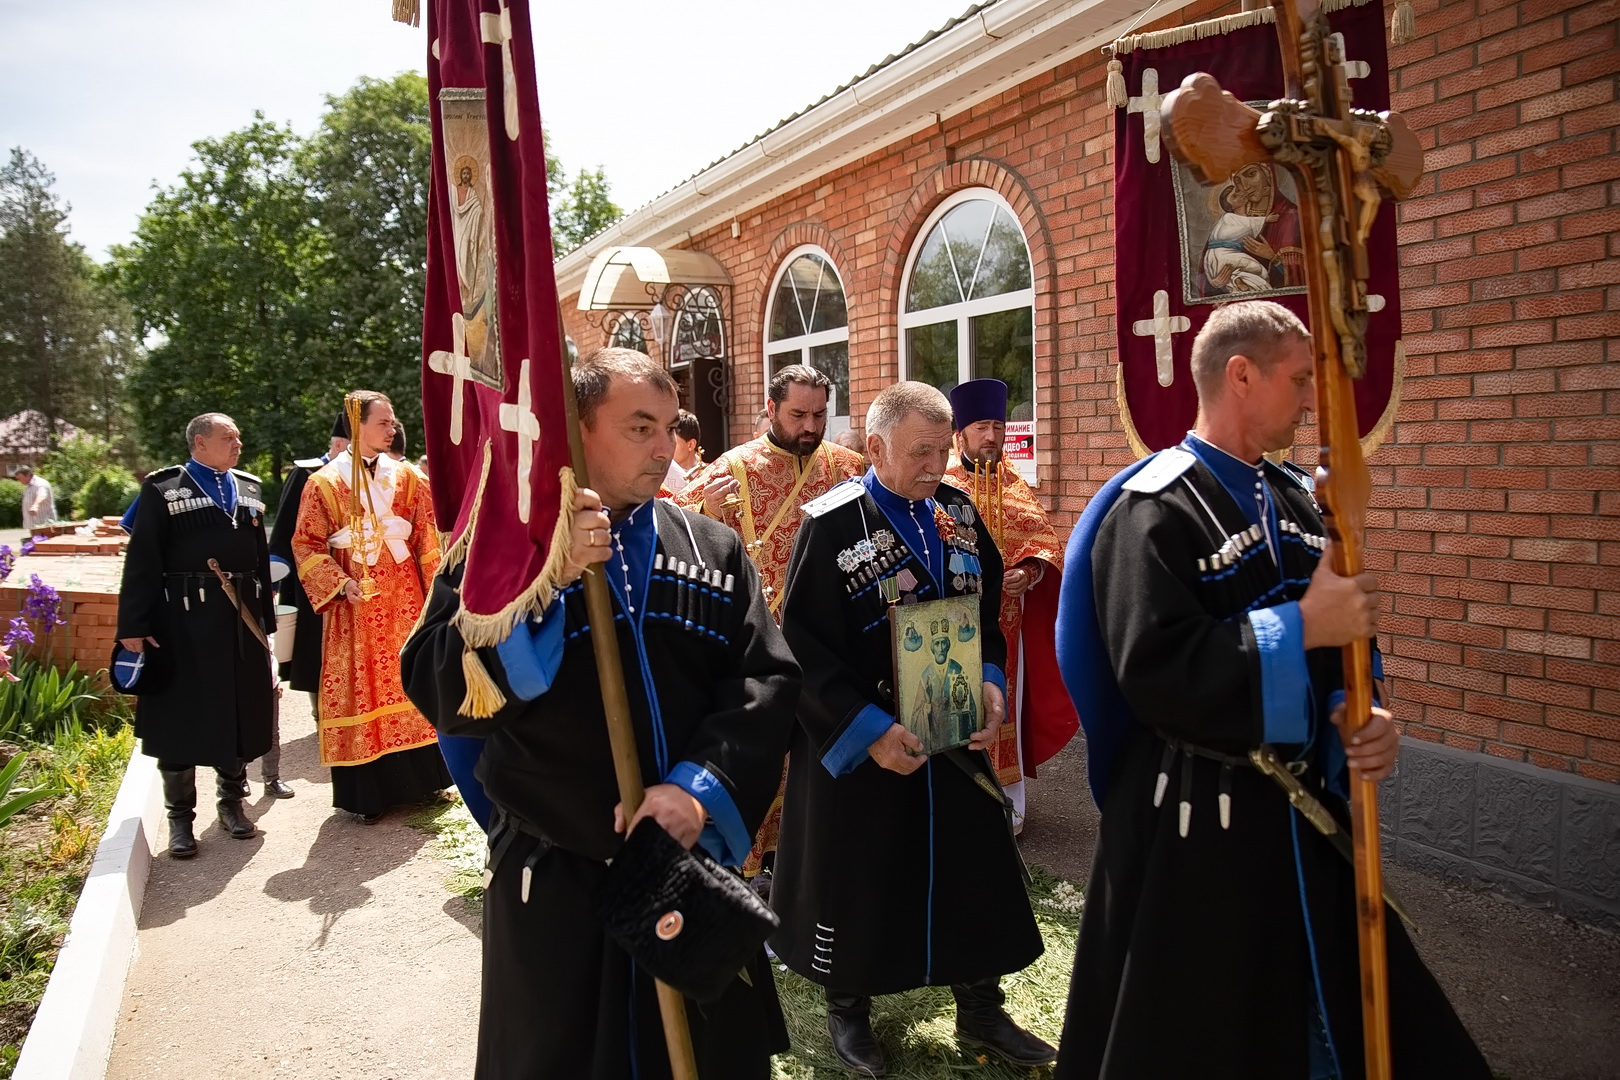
xmin=104 ymin=695 xmax=480 ymax=1080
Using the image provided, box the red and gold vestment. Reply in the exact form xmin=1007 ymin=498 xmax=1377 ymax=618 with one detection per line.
xmin=292 ymin=453 xmax=442 ymax=767
xmin=675 ymin=436 xmax=864 ymax=874
xmin=943 ymin=454 xmax=1080 ymax=787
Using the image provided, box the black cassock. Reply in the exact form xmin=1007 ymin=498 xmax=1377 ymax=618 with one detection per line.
xmin=267 ymin=456 xmax=325 ymax=691
xmin=1053 ymin=441 xmax=1490 ymax=1079
xmin=771 ymin=474 xmax=1042 ymax=996
xmin=401 ymin=499 xmax=797 ymax=1080
xmin=117 ymin=464 xmax=274 ymax=769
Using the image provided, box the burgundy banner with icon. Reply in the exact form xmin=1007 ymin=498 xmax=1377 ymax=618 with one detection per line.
xmin=421 ymin=0 xmax=575 ymax=650
xmin=1112 ymin=0 xmax=1402 ymax=456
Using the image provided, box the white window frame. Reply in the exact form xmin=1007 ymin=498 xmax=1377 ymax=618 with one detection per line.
xmin=763 ymin=245 xmax=851 ymax=432
xmin=897 ymin=187 xmax=1037 ymax=482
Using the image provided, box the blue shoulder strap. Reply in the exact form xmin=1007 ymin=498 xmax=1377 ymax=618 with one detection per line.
xmin=1055 ymin=452 xmax=1160 ymax=807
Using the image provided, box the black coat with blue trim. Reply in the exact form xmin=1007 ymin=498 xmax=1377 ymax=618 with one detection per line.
xmin=1052 ymin=452 xmax=1489 ymax=1080
xmin=770 ymin=480 xmax=1042 ymax=996
xmin=116 ymin=464 xmax=274 ymax=768
xmin=400 ymin=499 xmax=798 ymax=864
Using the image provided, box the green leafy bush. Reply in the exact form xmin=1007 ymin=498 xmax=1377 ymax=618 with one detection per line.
xmin=72 ymin=467 xmax=140 ymax=518
xmin=0 ymin=662 xmax=125 ymax=747
xmin=38 ymin=434 xmax=116 ymax=519
xmin=0 ymin=480 xmax=20 ymax=529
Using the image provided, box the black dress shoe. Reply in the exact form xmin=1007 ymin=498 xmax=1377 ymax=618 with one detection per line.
xmin=954 ymin=1009 xmax=1057 ymax=1067
xmin=263 ymin=778 xmax=295 ymax=798
xmin=826 ymin=994 xmax=886 ymax=1077
xmin=216 ymin=801 xmax=256 ymax=839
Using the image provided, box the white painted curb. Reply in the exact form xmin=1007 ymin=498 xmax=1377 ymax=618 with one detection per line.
xmin=14 ymin=751 xmax=163 ymax=1080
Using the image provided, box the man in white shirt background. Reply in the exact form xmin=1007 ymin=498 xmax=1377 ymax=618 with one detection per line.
xmin=17 ymin=466 xmax=57 ymax=530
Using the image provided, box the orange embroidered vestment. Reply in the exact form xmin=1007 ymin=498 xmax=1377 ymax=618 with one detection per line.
xmin=943 ymin=454 xmax=1080 ymax=787
xmin=675 ymin=437 xmax=865 ymax=618
xmin=676 ymin=436 xmax=864 ymax=875
xmin=292 ymin=453 xmax=442 ymax=767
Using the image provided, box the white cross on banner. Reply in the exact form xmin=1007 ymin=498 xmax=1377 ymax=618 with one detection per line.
xmin=1128 ymin=68 xmax=1163 ymax=163
xmin=427 ymin=313 xmax=474 ymax=445
xmin=481 ymin=3 xmax=520 ymax=140
xmin=499 ymin=357 xmax=540 ymax=523
xmin=1131 ymin=290 xmax=1190 ymax=387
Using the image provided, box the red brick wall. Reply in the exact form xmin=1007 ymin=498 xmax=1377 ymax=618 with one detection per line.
xmin=561 ymin=0 xmax=1618 ymax=779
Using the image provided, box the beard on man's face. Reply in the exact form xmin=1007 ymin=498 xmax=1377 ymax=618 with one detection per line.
xmin=771 ymin=419 xmax=822 ymax=456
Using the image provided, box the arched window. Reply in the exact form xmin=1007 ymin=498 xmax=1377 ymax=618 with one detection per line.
xmin=764 ymin=247 xmax=850 ymax=431
xmin=899 ymin=189 xmax=1036 ymax=477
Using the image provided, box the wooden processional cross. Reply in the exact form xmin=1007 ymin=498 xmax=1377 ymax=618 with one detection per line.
xmin=1158 ymin=1 xmax=1424 ymax=1076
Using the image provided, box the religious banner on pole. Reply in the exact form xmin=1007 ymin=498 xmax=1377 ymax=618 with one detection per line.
xmin=418 ymin=0 xmax=574 ymax=712
xmin=1109 ymin=0 xmax=1403 ymax=457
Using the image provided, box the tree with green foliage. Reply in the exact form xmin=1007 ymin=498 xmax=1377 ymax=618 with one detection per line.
xmin=0 ymin=149 xmax=136 ymax=452
xmin=301 ymin=73 xmax=433 ymax=453
xmin=107 ymin=116 xmax=326 ymax=475
xmin=38 ymin=433 xmax=116 ymax=518
xmin=551 ymin=163 xmax=623 ymax=256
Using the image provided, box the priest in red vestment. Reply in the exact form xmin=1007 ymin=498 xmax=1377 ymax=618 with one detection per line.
xmin=292 ymin=390 xmax=450 ymax=822
xmin=941 ymin=379 xmax=1080 ymax=830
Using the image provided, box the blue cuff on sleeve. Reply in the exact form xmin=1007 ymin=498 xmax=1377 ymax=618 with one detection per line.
xmin=1250 ymin=601 xmax=1308 ymax=744
xmin=665 ymin=761 xmax=751 ymax=867
xmin=821 ymin=703 xmax=895 ymax=778
xmin=492 ymin=601 xmax=565 ymax=701
xmin=982 ymin=663 xmax=1007 ymax=698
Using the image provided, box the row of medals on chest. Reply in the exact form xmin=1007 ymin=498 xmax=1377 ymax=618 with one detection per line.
xmin=834 ymin=502 xmax=984 ymax=603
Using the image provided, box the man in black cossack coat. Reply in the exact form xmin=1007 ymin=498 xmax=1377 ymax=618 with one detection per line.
xmin=771 ymin=381 xmax=1055 ymax=1076
xmin=117 ymin=413 xmax=275 ymax=858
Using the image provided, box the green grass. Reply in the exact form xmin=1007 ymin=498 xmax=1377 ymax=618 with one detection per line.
xmin=0 ymin=725 xmax=135 ymax=1077
xmin=416 ymin=808 xmax=1082 ymax=1079
xmin=404 ymin=794 xmax=486 ymax=908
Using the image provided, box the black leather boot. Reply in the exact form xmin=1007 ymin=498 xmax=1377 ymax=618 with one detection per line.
xmin=951 ymin=979 xmax=1056 ymax=1067
xmin=160 ymin=767 xmax=198 ymax=858
xmin=826 ymin=991 xmax=886 ymax=1077
xmin=215 ymin=764 xmax=256 ymax=839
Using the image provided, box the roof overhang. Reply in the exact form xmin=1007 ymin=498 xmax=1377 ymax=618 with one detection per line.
xmin=553 ymin=0 xmax=1195 ymax=299
xmin=576 ymin=247 xmax=732 ymax=311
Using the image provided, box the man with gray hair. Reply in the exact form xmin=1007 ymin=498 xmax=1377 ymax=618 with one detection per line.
xmin=116 ymin=412 xmax=274 ymax=857
xmin=1051 ymin=300 xmax=1488 ymax=1077
xmin=772 ymin=380 xmax=1054 ymax=1074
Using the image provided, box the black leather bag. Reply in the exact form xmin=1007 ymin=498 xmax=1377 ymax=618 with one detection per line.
xmin=595 ymin=818 xmax=778 ymax=1003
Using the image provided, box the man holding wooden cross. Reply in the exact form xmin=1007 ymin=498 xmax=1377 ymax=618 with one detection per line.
xmin=1053 ymin=302 xmax=1490 ymax=1078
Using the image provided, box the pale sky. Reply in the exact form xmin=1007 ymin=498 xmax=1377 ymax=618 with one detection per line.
xmin=0 ymin=0 xmax=978 ymax=261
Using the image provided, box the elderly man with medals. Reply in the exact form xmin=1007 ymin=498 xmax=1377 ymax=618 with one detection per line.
xmin=115 ymin=412 xmax=274 ymax=857
xmin=675 ymin=363 xmax=864 ymax=883
xmin=291 ymin=390 xmax=450 ymax=823
xmin=772 ymin=381 xmax=1054 ymax=1075
xmin=941 ymin=378 xmax=1080 ymax=832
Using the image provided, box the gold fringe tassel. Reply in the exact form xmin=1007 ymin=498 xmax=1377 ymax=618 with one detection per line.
xmin=459 ymin=645 xmax=507 ymax=718
xmin=1106 ymin=58 xmax=1128 ymax=109
xmin=451 ymin=464 xmax=580 ymax=651
xmin=1110 ymin=0 xmax=1372 ymax=54
xmin=391 ymin=0 xmax=420 ymax=27
xmin=1390 ymin=0 xmax=1416 ymax=45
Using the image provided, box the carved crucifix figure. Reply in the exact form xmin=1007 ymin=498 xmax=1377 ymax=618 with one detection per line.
xmin=1158 ymin=3 xmax=1424 ymax=1078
